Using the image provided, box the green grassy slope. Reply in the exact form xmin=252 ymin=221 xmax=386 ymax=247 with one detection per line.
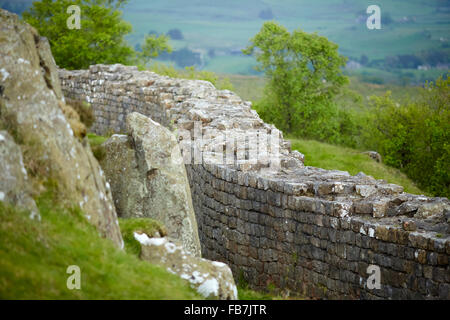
xmin=289 ymin=138 xmax=425 ymax=195
xmin=0 ymin=187 xmax=202 ymax=299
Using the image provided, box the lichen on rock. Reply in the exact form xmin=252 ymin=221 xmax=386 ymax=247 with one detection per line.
xmin=0 ymin=9 xmax=123 ymax=248
xmin=101 ymin=112 xmax=201 ymax=256
xmin=0 ymin=130 xmax=39 ymax=220
xmin=134 ymin=232 xmax=237 ymax=300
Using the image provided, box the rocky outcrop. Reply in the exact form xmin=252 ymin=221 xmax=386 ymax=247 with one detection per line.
xmin=0 ymin=9 xmax=123 ymax=248
xmin=134 ymin=232 xmax=237 ymax=299
xmin=0 ymin=131 xmax=39 ymax=219
xmin=102 ymin=112 xmax=201 ymax=256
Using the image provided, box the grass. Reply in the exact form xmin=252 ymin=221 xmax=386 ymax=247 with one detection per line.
xmin=0 ymin=185 xmax=202 ymax=299
xmin=119 ymin=218 xmax=167 ymax=257
xmin=288 ymin=137 xmax=425 ymax=195
xmin=87 ymin=132 xmax=109 ymax=147
xmin=237 ymin=286 xmax=279 ymax=300
xmin=87 ymin=133 xmax=109 ymax=162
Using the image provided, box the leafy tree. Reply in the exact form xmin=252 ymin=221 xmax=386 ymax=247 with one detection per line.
xmin=23 ymin=0 xmax=171 ymax=70
xmin=23 ymin=0 xmax=134 ymax=69
xmin=243 ymin=21 xmax=348 ymax=137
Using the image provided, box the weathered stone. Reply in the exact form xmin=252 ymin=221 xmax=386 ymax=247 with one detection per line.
xmin=135 ymin=233 xmax=237 ymax=300
xmin=362 ymin=151 xmax=382 ymax=163
xmin=0 ymin=10 xmax=122 ymax=248
xmin=415 ymin=201 xmax=450 ymax=222
xmin=0 ymin=131 xmax=39 ymax=219
xmin=402 ymin=220 xmax=417 ymax=231
xmin=103 ymin=112 xmax=201 ymax=256
xmin=355 ymin=185 xmax=377 ymax=198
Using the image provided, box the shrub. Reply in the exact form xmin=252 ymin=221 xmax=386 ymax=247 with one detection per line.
xmin=365 ymin=76 xmax=449 ymax=197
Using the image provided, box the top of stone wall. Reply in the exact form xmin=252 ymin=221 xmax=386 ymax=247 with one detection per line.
xmin=59 ymin=64 xmax=450 ymax=240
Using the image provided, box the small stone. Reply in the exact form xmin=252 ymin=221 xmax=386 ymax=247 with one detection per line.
xmin=402 ymin=220 xmax=417 ymax=231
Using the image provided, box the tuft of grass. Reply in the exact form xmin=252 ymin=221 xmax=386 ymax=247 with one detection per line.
xmin=119 ymin=218 xmax=167 ymax=257
xmin=65 ymin=98 xmax=95 ymax=129
xmin=87 ymin=133 xmax=109 ymax=147
xmin=87 ymin=133 xmax=109 ymax=162
xmin=289 ymin=137 xmax=425 ymax=195
xmin=0 ymin=187 xmax=201 ymax=299
xmin=237 ymin=286 xmax=278 ymax=300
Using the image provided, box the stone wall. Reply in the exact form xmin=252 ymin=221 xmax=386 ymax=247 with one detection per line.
xmin=59 ymin=64 xmax=449 ymax=300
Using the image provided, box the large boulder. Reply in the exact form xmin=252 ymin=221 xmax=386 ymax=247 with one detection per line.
xmin=0 ymin=131 xmax=39 ymax=219
xmin=134 ymin=232 xmax=237 ymax=300
xmin=0 ymin=9 xmax=123 ymax=248
xmin=102 ymin=112 xmax=201 ymax=256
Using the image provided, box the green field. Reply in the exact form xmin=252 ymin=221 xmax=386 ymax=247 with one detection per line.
xmin=120 ymin=0 xmax=450 ymax=78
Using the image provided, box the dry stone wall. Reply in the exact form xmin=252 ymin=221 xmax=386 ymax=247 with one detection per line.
xmin=59 ymin=64 xmax=449 ymax=300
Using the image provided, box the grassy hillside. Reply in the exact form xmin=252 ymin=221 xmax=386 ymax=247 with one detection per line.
xmin=289 ymin=138 xmax=425 ymax=196
xmin=119 ymin=0 xmax=449 ymax=79
xmin=0 ymin=185 xmax=202 ymax=299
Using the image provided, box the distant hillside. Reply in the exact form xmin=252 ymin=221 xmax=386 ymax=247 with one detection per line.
xmin=2 ymin=0 xmax=449 ymax=82
xmin=121 ymin=0 xmax=450 ymax=80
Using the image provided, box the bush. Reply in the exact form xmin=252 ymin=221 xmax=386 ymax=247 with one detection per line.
xmin=364 ymin=76 xmax=449 ymax=197
xmin=244 ymin=21 xmax=348 ymax=137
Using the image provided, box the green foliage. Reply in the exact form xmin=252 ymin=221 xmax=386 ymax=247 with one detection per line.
xmin=138 ymin=33 xmax=172 ymax=63
xmin=119 ymin=218 xmax=167 ymax=257
xmin=244 ymin=21 xmax=348 ymax=138
xmin=87 ymin=133 xmax=108 ymax=162
xmin=23 ymin=0 xmax=135 ymax=70
xmin=0 ymin=187 xmax=201 ymax=299
xmin=364 ymin=76 xmax=449 ymax=197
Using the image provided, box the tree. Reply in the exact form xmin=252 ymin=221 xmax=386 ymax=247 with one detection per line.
xmin=360 ymin=54 xmax=369 ymax=66
xmin=139 ymin=34 xmax=172 ymax=62
xmin=23 ymin=0 xmax=134 ymax=70
xmin=243 ymin=21 xmax=348 ymax=136
xmin=167 ymin=28 xmax=184 ymax=40
xmin=23 ymin=0 xmax=171 ymax=70
xmin=258 ymin=8 xmax=274 ymax=20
